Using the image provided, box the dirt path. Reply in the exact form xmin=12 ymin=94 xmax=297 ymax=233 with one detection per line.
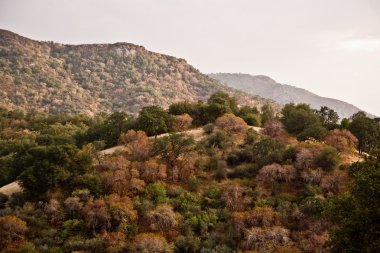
xmin=0 ymin=181 xmax=23 ymax=196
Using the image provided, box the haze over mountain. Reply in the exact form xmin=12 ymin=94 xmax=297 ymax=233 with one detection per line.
xmin=210 ymin=73 xmax=371 ymax=119
xmin=0 ymin=29 xmax=278 ymax=115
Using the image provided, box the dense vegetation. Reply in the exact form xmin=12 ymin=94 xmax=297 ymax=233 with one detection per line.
xmin=0 ymin=91 xmax=379 ymax=253
xmin=0 ymin=29 xmax=278 ymax=115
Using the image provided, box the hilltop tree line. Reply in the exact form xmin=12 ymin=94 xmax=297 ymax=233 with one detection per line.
xmin=0 ymin=91 xmax=379 ymax=252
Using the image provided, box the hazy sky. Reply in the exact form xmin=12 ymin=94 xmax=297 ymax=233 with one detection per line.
xmin=1 ymin=0 xmax=379 ymax=115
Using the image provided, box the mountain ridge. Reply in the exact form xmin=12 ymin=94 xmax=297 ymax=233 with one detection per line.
xmin=209 ymin=72 xmax=371 ymax=119
xmin=0 ymin=29 xmax=279 ymax=115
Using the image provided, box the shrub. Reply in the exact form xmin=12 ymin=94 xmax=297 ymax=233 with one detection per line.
xmin=313 ymin=147 xmax=340 ymax=171
xmin=173 ymin=114 xmax=193 ymax=131
xmin=0 ymin=215 xmax=28 ymax=249
xmin=131 ymin=233 xmax=173 ymax=253
xmin=214 ymin=114 xmax=248 ymax=135
xmin=251 ymin=138 xmax=285 ymax=167
xmin=257 ymin=163 xmax=296 ymax=184
xmin=324 ymin=129 xmax=358 ymax=152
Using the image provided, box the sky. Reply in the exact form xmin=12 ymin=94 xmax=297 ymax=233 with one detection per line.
xmin=1 ymin=0 xmax=379 ymax=115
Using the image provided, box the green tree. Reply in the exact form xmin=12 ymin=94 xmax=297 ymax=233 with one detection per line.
xmin=154 ymin=133 xmax=195 ymax=181
xmin=317 ymin=106 xmax=339 ymax=129
xmin=207 ymin=91 xmax=238 ymax=121
xmin=251 ymin=138 xmax=285 ymax=168
xmin=326 ymin=156 xmax=380 ymax=252
xmin=313 ymin=146 xmax=340 ymax=171
xmin=137 ymin=106 xmax=174 ymax=136
xmin=349 ymin=112 xmax=380 ymax=154
xmin=18 ymin=144 xmax=91 ymax=195
xmin=281 ymin=103 xmax=326 ymax=140
xmin=168 ymin=101 xmax=196 ymax=116
xmin=261 ymin=104 xmax=274 ymax=125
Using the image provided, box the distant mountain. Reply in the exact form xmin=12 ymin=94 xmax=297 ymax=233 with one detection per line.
xmin=210 ymin=73 xmax=370 ymax=119
xmin=0 ymin=29 xmax=279 ymax=115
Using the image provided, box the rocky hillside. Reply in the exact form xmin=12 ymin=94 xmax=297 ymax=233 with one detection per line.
xmin=210 ymin=73 xmax=369 ymax=119
xmin=0 ymin=29 xmax=278 ymax=115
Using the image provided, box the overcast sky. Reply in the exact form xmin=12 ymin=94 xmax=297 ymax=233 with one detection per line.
xmin=1 ymin=0 xmax=379 ymax=115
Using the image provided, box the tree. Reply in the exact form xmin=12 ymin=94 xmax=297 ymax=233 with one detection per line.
xmin=251 ymin=138 xmax=285 ymax=168
xmin=257 ymin=163 xmax=296 ymax=184
xmin=102 ymin=111 xmax=132 ymax=147
xmin=154 ymin=133 xmax=195 ymax=181
xmin=237 ymin=105 xmax=262 ymax=126
xmin=0 ymin=215 xmax=28 ymax=249
xmin=297 ymin=124 xmax=327 ymax=141
xmin=281 ymin=103 xmax=326 ymax=140
xmin=82 ymin=198 xmax=111 ymax=232
xmin=105 ymin=194 xmax=137 ymax=229
xmin=324 ymin=129 xmax=358 ymax=153
xmin=261 ymin=104 xmax=275 ymax=125
xmin=231 ymin=207 xmax=280 ymax=235
xmin=207 ymin=91 xmax=238 ymax=121
xmin=313 ymin=147 xmax=340 ymax=171
xmin=168 ymin=101 xmax=195 ymax=116
xmin=242 ymin=226 xmax=290 ymax=251
xmin=205 ymin=130 xmax=232 ymax=150
xmin=131 ymin=233 xmax=173 ymax=253
xmin=145 ymin=204 xmax=179 ymax=232
xmin=214 ymin=114 xmax=248 ymax=136
xmin=139 ymin=161 xmax=167 ymax=183
xmin=263 ymin=120 xmax=287 ymax=138
xmin=326 ymin=157 xmax=380 ymax=252
xmin=173 ymin=114 xmax=193 ymax=132
xmin=317 ymin=106 xmax=339 ymax=129
xmin=18 ymin=144 xmax=91 ymax=195
xmin=137 ymin=106 xmax=174 ymax=136
xmin=349 ymin=113 xmax=380 ymax=154
xmin=119 ymin=130 xmax=151 ymax=161
xmin=221 ymin=183 xmax=252 ymax=211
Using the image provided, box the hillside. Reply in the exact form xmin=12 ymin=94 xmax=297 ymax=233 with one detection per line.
xmin=0 ymin=29 xmax=278 ymax=115
xmin=210 ymin=73 xmax=369 ymax=119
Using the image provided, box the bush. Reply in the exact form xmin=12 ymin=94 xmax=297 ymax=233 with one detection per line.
xmin=203 ymin=123 xmax=214 ymax=134
xmin=145 ymin=183 xmax=168 ymax=204
xmin=297 ymin=124 xmax=327 ymax=141
xmin=251 ymin=138 xmax=285 ymax=167
xmin=205 ymin=131 xmax=231 ymax=149
xmin=313 ymin=147 xmax=340 ymax=171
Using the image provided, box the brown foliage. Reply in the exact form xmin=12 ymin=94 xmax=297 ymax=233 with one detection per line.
xmin=215 ymin=114 xmax=248 ymax=135
xmin=102 ymin=232 xmax=127 ymax=253
xmin=119 ymin=130 xmax=151 ymax=161
xmin=242 ymin=226 xmax=290 ymax=251
xmin=295 ymin=144 xmax=324 ymax=170
xmin=173 ymin=114 xmax=193 ymax=131
xmin=139 ymin=161 xmax=167 ymax=183
xmin=44 ymin=199 xmax=64 ymax=224
xmin=221 ymin=183 xmax=252 ymax=211
xmin=145 ymin=204 xmax=179 ymax=232
xmin=105 ymin=194 xmax=138 ymax=228
xmin=257 ymin=163 xmax=296 ymax=184
xmin=64 ymin=196 xmax=83 ymax=217
xmin=232 ymin=207 xmax=281 ymax=234
xmin=82 ymin=199 xmax=111 ymax=232
xmin=320 ymin=173 xmax=346 ymax=196
xmin=0 ymin=215 xmax=28 ymax=249
xmin=131 ymin=233 xmax=173 ymax=253
xmin=101 ymin=169 xmax=130 ymax=195
xmin=263 ymin=120 xmax=287 ymax=138
xmin=100 ymin=156 xmax=131 ymax=171
xmin=324 ymin=129 xmax=358 ymax=153
xmin=300 ymin=168 xmax=323 ymax=185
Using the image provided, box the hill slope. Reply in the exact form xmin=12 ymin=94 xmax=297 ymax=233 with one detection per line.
xmin=0 ymin=29 xmax=278 ymax=115
xmin=210 ymin=73 xmax=368 ymax=119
